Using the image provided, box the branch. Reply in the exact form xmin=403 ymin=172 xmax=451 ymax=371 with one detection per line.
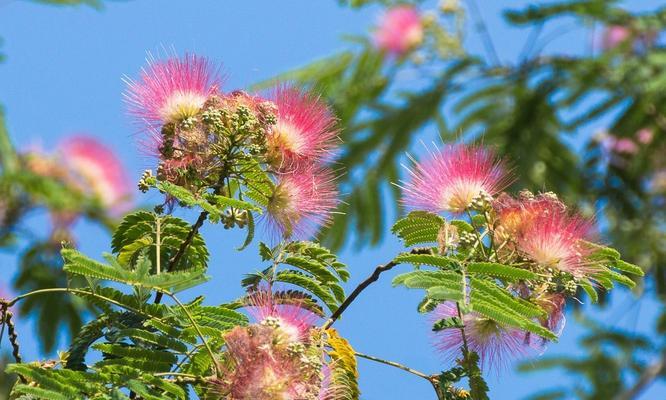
xmin=466 ymin=0 xmax=501 ymax=66
xmin=615 ymin=350 xmax=666 ymax=400
xmin=7 ymin=288 xmax=164 ymax=322
xmin=153 ymin=209 xmax=208 ymax=304
xmin=355 ymin=351 xmax=446 ymax=400
xmin=166 ymin=292 xmax=221 ymax=377
xmin=355 ymin=351 xmax=430 ymax=380
xmin=323 ymin=247 xmax=432 ymax=329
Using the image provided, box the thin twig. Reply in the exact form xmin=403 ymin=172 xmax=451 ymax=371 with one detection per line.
xmin=154 ymin=210 xmax=208 ymax=303
xmin=354 ymin=352 xmax=431 ymax=380
xmin=323 ymin=248 xmax=432 ymax=329
xmin=466 ymin=0 xmax=501 ymax=66
xmin=166 ymin=292 xmax=221 ymax=377
xmin=615 ymin=350 xmax=666 ymax=400
xmin=8 ymin=288 xmax=163 ymax=322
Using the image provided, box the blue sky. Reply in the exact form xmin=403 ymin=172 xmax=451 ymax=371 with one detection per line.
xmin=0 ymin=0 xmax=664 ymax=399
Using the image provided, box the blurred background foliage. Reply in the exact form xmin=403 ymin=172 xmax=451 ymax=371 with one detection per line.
xmin=1 ymin=0 xmax=666 ymax=398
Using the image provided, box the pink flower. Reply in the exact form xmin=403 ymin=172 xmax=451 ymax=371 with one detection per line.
xmin=601 ymin=25 xmax=632 ymax=50
xmin=221 ymin=325 xmax=321 ymax=399
xmin=266 ymin=85 xmax=339 ymax=170
xmin=515 ymin=200 xmax=596 ymax=278
xmin=401 ymin=144 xmax=510 ymax=213
xmin=431 ymin=302 xmax=536 ymax=370
xmin=266 ymin=167 xmax=339 ymax=239
xmin=636 ymin=128 xmax=654 ymax=145
xmin=59 ymin=136 xmax=133 ymax=216
xmin=536 ymin=293 xmax=566 ymax=336
xmin=373 ymin=5 xmax=424 ymax=56
xmin=247 ymin=288 xmax=319 ymax=343
xmin=613 ymin=138 xmax=639 ymax=154
xmin=123 ymin=53 xmax=221 ymax=131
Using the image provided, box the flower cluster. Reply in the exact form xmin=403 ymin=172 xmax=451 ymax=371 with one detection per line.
xmin=125 ymin=54 xmax=340 ymax=239
xmin=373 ymin=5 xmax=424 ymax=56
xmin=215 ymin=289 xmax=342 ymax=400
xmin=21 ymin=136 xmax=132 ymax=235
xmin=401 ymin=143 xmax=606 ymax=369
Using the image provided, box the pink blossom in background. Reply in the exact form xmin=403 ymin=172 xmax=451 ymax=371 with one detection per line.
xmin=401 ymin=144 xmax=510 ymax=213
xmin=266 ymin=85 xmax=339 ymax=170
xmin=373 ymin=5 xmax=423 ymax=56
xmin=123 ymin=53 xmax=221 ymax=134
xmin=613 ymin=138 xmax=639 ymax=155
xmin=636 ymin=128 xmax=654 ymax=144
xmin=601 ymin=25 xmax=632 ymax=50
xmin=430 ymin=302 xmax=538 ymax=370
xmin=59 ymin=136 xmax=133 ymax=216
xmin=266 ymin=167 xmax=339 ymax=240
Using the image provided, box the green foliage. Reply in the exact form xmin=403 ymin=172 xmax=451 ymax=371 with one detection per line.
xmin=155 ymin=180 xmax=262 ymax=222
xmin=466 ymin=262 xmax=540 ymax=281
xmin=111 ymin=211 xmax=209 ymax=273
xmin=464 ymin=350 xmax=489 ymax=400
xmin=62 ymin=248 xmax=209 ymax=294
xmin=518 ymin=315 xmax=661 ymax=400
xmin=15 ymin=243 xmax=89 ymax=353
xmin=432 ymin=316 xmax=463 ymax=331
xmin=242 ymin=241 xmax=349 ymax=313
xmin=391 ymin=211 xmax=445 ymax=247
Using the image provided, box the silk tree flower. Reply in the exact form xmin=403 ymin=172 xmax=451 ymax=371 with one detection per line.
xmin=601 ymin=25 xmax=632 ymax=50
xmin=612 ymin=138 xmax=639 ymax=155
xmin=493 ymin=191 xmax=565 ymax=241
xmin=515 ymin=200 xmax=596 ymax=278
xmin=535 ymin=293 xmax=566 ymax=336
xmin=219 ymin=324 xmax=323 ymax=400
xmin=373 ymin=5 xmax=424 ymax=56
xmin=59 ymin=136 xmax=133 ymax=216
xmin=636 ymin=128 xmax=654 ymax=144
xmin=247 ymin=288 xmax=319 ymax=343
xmin=266 ymin=167 xmax=339 ymax=239
xmin=123 ymin=53 xmax=221 ymax=131
xmin=401 ymin=144 xmax=510 ymax=213
xmin=430 ymin=302 xmax=536 ymax=370
xmin=266 ymin=85 xmax=339 ymax=170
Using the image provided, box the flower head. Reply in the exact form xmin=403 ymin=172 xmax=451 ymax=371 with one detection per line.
xmin=493 ymin=191 xmax=564 ymax=240
xmin=59 ymin=136 xmax=133 ymax=215
xmin=266 ymin=85 xmax=338 ymax=170
xmin=266 ymin=167 xmax=339 ymax=239
xmin=124 ymin=53 xmax=221 ymax=131
xmin=636 ymin=128 xmax=654 ymax=144
xmin=601 ymin=25 xmax=632 ymax=50
xmin=220 ymin=324 xmax=323 ymax=400
xmin=247 ymin=288 xmax=319 ymax=343
xmin=401 ymin=144 xmax=510 ymax=213
xmin=374 ymin=5 xmax=424 ymax=56
xmin=515 ymin=199 xmax=596 ymax=277
xmin=431 ymin=302 xmax=536 ymax=370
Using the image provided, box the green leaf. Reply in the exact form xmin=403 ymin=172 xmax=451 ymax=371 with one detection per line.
xmin=394 ymin=253 xmax=456 ymax=269
xmin=274 ymin=270 xmax=339 ymax=313
xmin=579 ymin=279 xmax=599 ymax=303
xmin=433 ymin=316 xmax=464 ymax=331
xmin=470 ymin=298 xmax=557 ymax=341
xmin=470 ymin=277 xmax=547 ymax=319
xmin=467 ymin=262 xmax=540 ymax=281
xmin=612 ymin=259 xmax=644 ymax=276
xmin=392 ymin=211 xmax=444 ymax=246
xmin=63 ymin=248 xmax=209 ymax=293
xmin=111 ymin=211 xmax=209 ymax=273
